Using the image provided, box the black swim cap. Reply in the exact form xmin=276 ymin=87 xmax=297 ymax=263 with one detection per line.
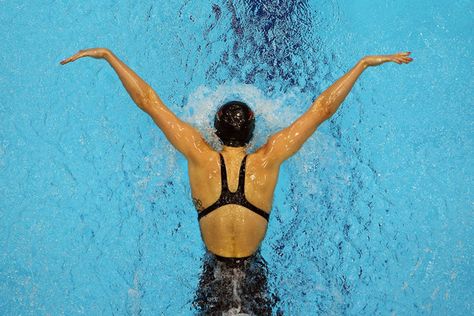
xmin=214 ymin=101 xmax=255 ymax=147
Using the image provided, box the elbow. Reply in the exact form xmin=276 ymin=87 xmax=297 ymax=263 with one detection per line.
xmin=135 ymin=98 xmax=149 ymax=111
xmin=322 ymin=109 xmax=332 ymax=121
xmin=136 ymin=97 xmax=154 ymax=114
xmin=312 ymin=99 xmax=333 ymax=121
xmin=318 ymin=103 xmax=334 ymax=121
xmin=136 ymin=87 xmax=155 ymax=111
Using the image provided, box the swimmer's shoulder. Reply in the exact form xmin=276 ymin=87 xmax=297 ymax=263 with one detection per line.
xmin=188 ymin=147 xmax=219 ymax=168
xmin=249 ymin=145 xmax=282 ymax=170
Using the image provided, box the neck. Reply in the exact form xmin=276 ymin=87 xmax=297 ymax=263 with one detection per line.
xmin=222 ymin=146 xmax=247 ymax=154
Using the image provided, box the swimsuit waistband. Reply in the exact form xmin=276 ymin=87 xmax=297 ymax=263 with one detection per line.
xmin=214 ymin=254 xmax=252 ymax=263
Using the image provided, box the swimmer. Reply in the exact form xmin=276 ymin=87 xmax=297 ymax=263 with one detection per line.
xmin=60 ymin=48 xmax=413 ymax=313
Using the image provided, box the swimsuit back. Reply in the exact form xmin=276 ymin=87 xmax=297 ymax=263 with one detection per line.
xmin=197 ymin=153 xmax=270 ymax=221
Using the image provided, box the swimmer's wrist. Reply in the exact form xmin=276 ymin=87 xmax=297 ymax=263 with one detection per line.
xmin=358 ymin=58 xmax=369 ymax=69
xmin=102 ymin=48 xmax=113 ymax=60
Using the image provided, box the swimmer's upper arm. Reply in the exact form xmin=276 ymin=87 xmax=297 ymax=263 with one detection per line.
xmin=257 ymin=98 xmax=330 ymax=165
xmin=141 ymin=88 xmax=214 ymax=162
xmin=258 ymin=59 xmax=374 ymax=165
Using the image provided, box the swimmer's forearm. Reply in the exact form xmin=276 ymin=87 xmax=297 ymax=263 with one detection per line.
xmin=311 ymin=59 xmax=366 ymax=119
xmin=60 ymin=48 xmax=213 ymax=160
xmin=60 ymin=48 xmax=159 ymax=111
xmin=259 ymin=53 xmax=412 ymax=164
xmin=103 ymin=50 xmax=157 ymax=112
xmin=312 ymin=53 xmax=413 ymax=120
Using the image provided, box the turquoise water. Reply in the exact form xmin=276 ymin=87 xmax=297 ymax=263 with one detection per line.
xmin=1 ymin=1 xmax=472 ymax=315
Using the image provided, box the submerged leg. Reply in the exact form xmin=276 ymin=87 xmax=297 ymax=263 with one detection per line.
xmin=193 ymin=252 xmax=278 ymax=315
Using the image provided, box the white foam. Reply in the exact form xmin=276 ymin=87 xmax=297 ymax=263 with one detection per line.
xmin=182 ymin=83 xmax=302 ymax=151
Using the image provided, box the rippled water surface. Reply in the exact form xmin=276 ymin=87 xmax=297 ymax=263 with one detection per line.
xmin=0 ymin=1 xmax=472 ymax=315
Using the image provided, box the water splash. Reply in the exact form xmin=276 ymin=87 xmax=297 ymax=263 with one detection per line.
xmin=182 ymin=83 xmax=307 ymax=151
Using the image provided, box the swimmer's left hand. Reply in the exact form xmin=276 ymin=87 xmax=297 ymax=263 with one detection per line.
xmin=60 ymin=48 xmax=111 ymax=65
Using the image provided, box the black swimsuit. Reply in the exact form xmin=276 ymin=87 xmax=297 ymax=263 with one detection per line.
xmin=197 ymin=153 xmax=270 ymax=221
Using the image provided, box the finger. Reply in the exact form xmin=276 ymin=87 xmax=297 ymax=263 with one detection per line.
xmin=392 ymin=57 xmax=403 ymax=64
xmin=399 ymin=55 xmax=413 ymax=63
xmin=388 ymin=56 xmax=400 ymax=63
xmin=60 ymin=56 xmax=78 ymax=65
xmin=397 ymin=57 xmax=406 ymax=64
xmin=396 ymin=51 xmax=411 ymax=56
xmin=59 ymin=51 xmax=85 ymax=65
xmin=60 ymin=56 xmax=74 ymax=65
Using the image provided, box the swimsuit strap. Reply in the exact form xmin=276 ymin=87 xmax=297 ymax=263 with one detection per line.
xmin=237 ymin=155 xmax=248 ymax=193
xmin=196 ymin=153 xmax=230 ymax=220
xmin=197 ymin=153 xmax=269 ymax=222
xmin=219 ymin=153 xmax=229 ymax=192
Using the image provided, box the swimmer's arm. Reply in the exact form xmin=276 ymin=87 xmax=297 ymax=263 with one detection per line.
xmin=60 ymin=48 xmax=213 ymax=161
xmin=258 ymin=52 xmax=413 ymax=165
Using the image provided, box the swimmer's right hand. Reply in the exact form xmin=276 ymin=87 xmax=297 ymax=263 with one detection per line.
xmin=361 ymin=52 xmax=413 ymax=67
xmin=60 ymin=48 xmax=111 ymax=65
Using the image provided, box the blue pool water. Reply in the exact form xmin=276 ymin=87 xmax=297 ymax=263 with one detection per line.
xmin=1 ymin=1 xmax=472 ymax=314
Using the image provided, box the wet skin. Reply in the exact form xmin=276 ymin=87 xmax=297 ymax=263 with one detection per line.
xmin=189 ymin=146 xmax=279 ymax=257
xmin=60 ymin=48 xmax=412 ymax=258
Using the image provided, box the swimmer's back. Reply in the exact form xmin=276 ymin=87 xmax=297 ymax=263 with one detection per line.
xmin=188 ymin=149 xmax=280 ymax=258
